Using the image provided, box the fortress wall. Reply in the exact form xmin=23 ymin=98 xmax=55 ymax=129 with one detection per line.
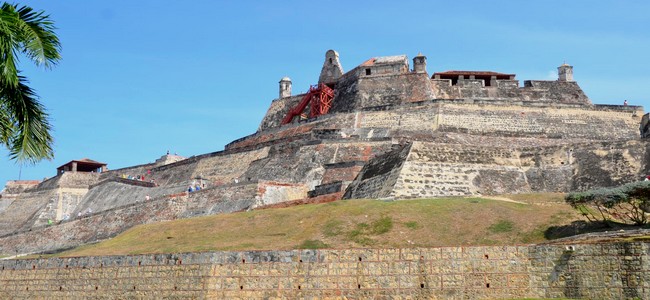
xmin=0 ymin=180 xmax=40 ymax=199
xmin=235 ymin=112 xmax=358 ymax=151
xmin=0 ymin=184 xmax=258 ymax=255
xmin=431 ymin=79 xmax=460 ymax=99
xmin=521 ymin=81 xmax=590 ymax=105
xmin=356 ymin=104 xmax=439 ymax=136
xmin=255 ymin=181 xmax=309 ymax=207
xmin=438 ymin=104 xmax=640 ymax=140
xmin=100 ymin=162 xmax=156 ymax=180
xmin=191 ymin=147 xmax=269 ymax=185
xmin=53 ymin=172 xmax=102 ymax=188
xmin=243 ymin=141 xmax=394 ymax=191
xmin=4 ymin=186 xmax=88 ymax=230
xmin=407 ymin=142 xmax=520 ymax=166
xmin=1 ymin=242 xmax=647 ymax=299
xmin=397 ymin=141 xmax=647 ymax=197
xmin=431 ymin=79 xmax=590 ymax=105
xmin=570 ymin=140 xmax=648 ymax=191
xmin=392 ymin=161 xmax=529 ymax=198
xmin=227 ymin=123 xmax=316 ymax=150
xmin=392 ymin=142 xmax=550 ymax=198
xmin=348 ymin=140 xmax=648 ymax=199
xmin=34 ymin=188 xmax=88 ymax=225
xmin=331 ymin=73 xmax=435 ymax=114
xmin=0 ymin=189 xmax=58 ymax=236
xmin=148 ymin=159 xmax=199 ymax=186
xmin=321 ymin=163 xmax=364 ymax=185
xmin=0 ymin=197 xmax=12 ymax=213
xmin=33 ymin=172 xmax=100 ymax=190
xmin=73 ymin=181 xmax=188 ymax=216
xmin=258 ymin=94 xmax=303 ymax=131
xmin=343 ymin=144 xmax=411 ymax=200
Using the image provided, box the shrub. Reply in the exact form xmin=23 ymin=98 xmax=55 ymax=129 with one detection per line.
xmin=565 ymin=181 xmax=650 ymax=226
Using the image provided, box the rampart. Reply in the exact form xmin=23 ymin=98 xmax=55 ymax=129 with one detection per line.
xmin=0 ymin=178 xmax=316 ymax=255
xmin=347 ymin=140 xmax=650 ymax=199
xmin=1 ymin=242 xmax=647 ymax=299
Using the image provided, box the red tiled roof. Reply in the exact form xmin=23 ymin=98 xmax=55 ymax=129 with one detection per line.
xmin=360 ymin=58 xmax=376 ymax=67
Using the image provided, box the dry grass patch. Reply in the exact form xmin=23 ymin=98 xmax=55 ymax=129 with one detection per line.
xmin=53 ymin=194 xmax=580 ymax=257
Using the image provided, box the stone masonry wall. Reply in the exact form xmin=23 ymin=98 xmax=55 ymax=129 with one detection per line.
xmin=258 ymin=94 xmax=303 ymax=131
xmin=1 ymin=242 xmax=647 ymax=299
xmin=0 ymin=188 xmax=58 ymax=236
xmin=0 ymin=184 xmax=259 ymax=255
xmin=330 ymin=73 xmax=436 ymax=114
xmin=430 ymin=79 xmax=591 ymax=106
xmin=347 ymin=140 xmax=648 ymax=200
xmin=344 ymin=144 xmax=411 ymax=200
xmin=438 ymin=104 xmax=640 ymax=140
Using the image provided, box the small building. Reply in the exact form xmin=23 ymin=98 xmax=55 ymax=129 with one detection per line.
xmin=56 ymin=158 xmax=107 ymax=175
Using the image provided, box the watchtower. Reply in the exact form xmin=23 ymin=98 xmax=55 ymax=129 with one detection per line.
xmin=318 ymin=50 xmax=344 ymax=84
xmin=558 ymin=63 xmax=573 ymax=82
xmin=279 ymin=77 xmax=292 ymax=98
xmin=413 ymin=52 xmax=427 ymax=74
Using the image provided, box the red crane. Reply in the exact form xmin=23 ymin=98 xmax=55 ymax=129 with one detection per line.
xmin=281 ymin=83 xmax=335 ymax=125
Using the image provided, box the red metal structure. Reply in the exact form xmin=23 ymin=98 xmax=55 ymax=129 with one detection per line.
xmin=281 ymin=83 xmax=335 ymax=125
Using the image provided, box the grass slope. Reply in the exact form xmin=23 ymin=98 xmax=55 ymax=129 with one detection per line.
xmin=55 ymin=194 xmax=577 ymax=257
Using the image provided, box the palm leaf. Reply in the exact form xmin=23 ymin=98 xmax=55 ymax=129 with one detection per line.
xmin=0 ymin=3 xmax=59 ymax=163
xmin=14 ymin=4 xmax=61 ymax=67
xmin=0 ymin=4 xmax=20 ymax=87
xmin=0 ymin=75 xmax=53 ymax=163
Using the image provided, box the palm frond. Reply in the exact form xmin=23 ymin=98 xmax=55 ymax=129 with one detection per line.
xmin=1 ymin=75 xmax=53 ymax=163
xmin=0 ymin=3 xmax=59 ymax=163
xmin=0 ymin=4 xmax=20 ymax=87
xmin=0 ymin=101 xmax=12 ymax=144
xmin=14 ymin=4 xmax=61 ymax=68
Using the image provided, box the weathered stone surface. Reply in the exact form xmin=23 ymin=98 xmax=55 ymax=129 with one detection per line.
xmin=347 ymin=140 xmax=649 ymax=199
xmin=1 ymin=242 xmax=647 ymax=299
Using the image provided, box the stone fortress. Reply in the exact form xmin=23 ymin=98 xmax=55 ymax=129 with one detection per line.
xmin=0 ymin=49 xmax=647 ymax=254
xmin=1 ymin=50 xmax=649 ymax=298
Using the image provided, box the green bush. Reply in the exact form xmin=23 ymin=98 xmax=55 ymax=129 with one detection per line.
xmin=565 ymin=181 xmax=650 ymax=225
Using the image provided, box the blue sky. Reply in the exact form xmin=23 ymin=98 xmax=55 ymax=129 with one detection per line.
xmin=1 ymin=0 xmax=649 ymax=185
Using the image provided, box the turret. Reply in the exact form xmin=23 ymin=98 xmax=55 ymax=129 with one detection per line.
xmin=318 ymin=50 xmax=344 ymax=84
xmin=279 ymin=76 xmax=292 ymax=98
xmin=413 ymin=52 xmax=427 ymax=74
xmin=558 ymin=63 xmax=573 ymax=82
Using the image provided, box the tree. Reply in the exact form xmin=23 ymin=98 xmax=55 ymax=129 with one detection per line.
xmin=565 ymin=181 xmax=650 ymax=226
xmin=0 ymin=2 xmax=60 ymax=163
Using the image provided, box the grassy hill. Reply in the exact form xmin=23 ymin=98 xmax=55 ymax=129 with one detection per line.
xmin=50 ymin=193 xmax=583 ymax=257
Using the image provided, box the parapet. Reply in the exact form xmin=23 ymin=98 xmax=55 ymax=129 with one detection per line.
xmin=0 ymin=180 xmax=41 ymax=199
